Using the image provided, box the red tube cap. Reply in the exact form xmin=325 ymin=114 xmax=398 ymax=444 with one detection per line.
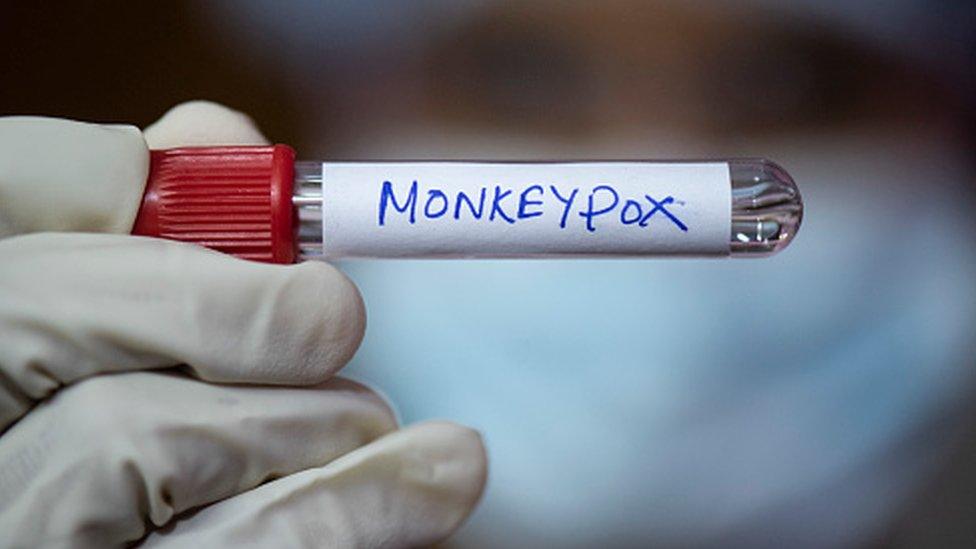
xmin=132 ymin=145 xmax=296 ymax=263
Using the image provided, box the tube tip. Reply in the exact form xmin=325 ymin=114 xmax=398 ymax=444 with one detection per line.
xmin=729 ymin=158 xmax=803 ymax=257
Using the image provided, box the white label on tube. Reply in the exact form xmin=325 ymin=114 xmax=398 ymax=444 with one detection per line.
xmin=320 ymin=162 xmax=730 ymax=257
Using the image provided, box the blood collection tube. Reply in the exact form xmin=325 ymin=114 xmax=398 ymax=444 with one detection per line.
xmin=132 ymin=145 xmax=802 ymax=263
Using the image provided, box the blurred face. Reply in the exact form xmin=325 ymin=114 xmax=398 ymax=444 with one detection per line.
xmin=193 ymin=1 xmax=976 ymax=546
xmin=198 ymin=1 xmax=976 ymax=546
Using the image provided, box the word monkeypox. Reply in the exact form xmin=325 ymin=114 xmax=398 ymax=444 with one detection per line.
xmin=377 ymin=180 xmax=689 ymax=233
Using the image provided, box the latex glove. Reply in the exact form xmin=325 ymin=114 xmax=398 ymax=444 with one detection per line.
xmin=0 ymin=102 xmax=487 ymax=548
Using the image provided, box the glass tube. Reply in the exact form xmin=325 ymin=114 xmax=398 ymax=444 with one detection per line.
xmin=294 ymin=159 xmax=802 ymax=259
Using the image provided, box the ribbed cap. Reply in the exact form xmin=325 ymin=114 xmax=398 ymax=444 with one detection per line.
xmin=132 ymin=145 xmax=296 ymax=263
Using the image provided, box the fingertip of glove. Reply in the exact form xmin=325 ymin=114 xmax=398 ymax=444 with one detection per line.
xmin=143 ymin=101 xmax=269 ymax=149
xmin=270 ymin=261 xmax=367 ymax=383
xmin=377 ymin=420 xmax=488 ymax=545
xmin=405 ymin=420 xmax=489 ymax=506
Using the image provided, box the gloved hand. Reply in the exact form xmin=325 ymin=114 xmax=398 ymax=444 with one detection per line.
xmin=0 ymin=102 xmax=487 ymax=548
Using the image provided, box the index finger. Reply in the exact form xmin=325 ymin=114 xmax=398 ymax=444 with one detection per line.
xmin=0 ymin=232 xmax=366 ymax=431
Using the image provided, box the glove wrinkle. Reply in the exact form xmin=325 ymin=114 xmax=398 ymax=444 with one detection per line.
xmin=0 ymin=372 xmax=401 ymax=548
xmin=0 ymin=366 xmax=31 ymax=434
xmin=141 ymin=421 xmax=488 ymax=549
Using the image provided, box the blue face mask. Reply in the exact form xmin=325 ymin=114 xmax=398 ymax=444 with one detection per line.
xmin=342 ymin=144 xmax=976 ymax=547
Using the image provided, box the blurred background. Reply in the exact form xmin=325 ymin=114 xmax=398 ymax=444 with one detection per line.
xmin=3 ymin=1 xmax=975 ymax=547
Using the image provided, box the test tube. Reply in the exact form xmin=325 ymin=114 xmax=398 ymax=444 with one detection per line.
xmin=132 ymin=146 xmax=802 ymax=262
